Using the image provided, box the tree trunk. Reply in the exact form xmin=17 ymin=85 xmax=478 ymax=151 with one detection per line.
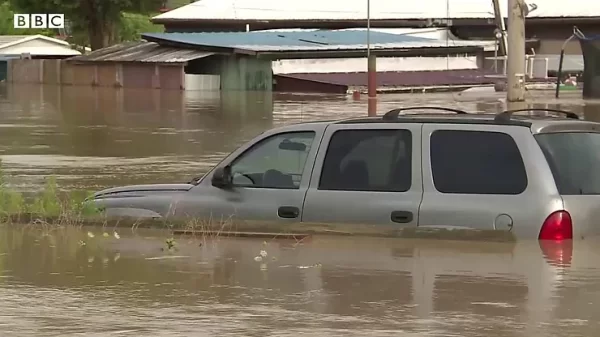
xmin=88 ymin=23 xmax=105 ymax=50
xmin=84 ymin=0 xmax=121 ymax=50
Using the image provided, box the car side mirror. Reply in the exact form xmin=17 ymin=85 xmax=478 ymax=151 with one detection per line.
xmin=211 ymin=165 xmax=233 ymax=189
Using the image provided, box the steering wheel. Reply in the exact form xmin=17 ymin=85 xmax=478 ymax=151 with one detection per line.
xmin=233 ymin=172 xmax=256 ymax=185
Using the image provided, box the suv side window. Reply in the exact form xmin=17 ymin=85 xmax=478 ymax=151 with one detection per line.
xmin=430 ymin=130 xmax=527 ymax=194
xmin=230 ymin=131 xmax=315 ymax=189
xmin=319 ymin=129 xmax=412 ymax=192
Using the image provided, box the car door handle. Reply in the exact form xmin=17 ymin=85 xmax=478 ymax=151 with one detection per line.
xmin=391 ymin=211 xmax=413 ymax=223
xmin=278 ymin=206 xmax=300 ymax=219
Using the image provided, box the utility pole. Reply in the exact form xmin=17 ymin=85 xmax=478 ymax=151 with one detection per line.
xmin=491 ymin=0 xmax=508 ymax=56
xmin=366 ymin=0 xmax=377 ymax=116
xmin=506 ymin=0 xmax=527 ymax=102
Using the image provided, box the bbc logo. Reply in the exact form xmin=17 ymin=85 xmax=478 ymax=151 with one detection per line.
xmin=14 ymin=14 xmax=65 ymax=29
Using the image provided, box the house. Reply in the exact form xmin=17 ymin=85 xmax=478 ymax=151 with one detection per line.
xmin=0 ymin=35 xmax=81 ymax=81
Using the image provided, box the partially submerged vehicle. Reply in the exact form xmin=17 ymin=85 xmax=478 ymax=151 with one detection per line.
xmin=90 ymin=107 xmax=600 ymax=241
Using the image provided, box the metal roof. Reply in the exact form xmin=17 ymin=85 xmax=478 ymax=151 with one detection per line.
xmin=67 ymin=41 xmax=214 ymax=63
xmin=153 ymin=0 xmax=600 ymax=22
xmin=0 ymin=35 xmax=80 ymax=56
xmin=0 ymin=36 xmax=26 ymax=48
xmin=142 ymin=30 xmax=487 ymax=53
xmin=0 ymin=35 xmax=72 ymax=48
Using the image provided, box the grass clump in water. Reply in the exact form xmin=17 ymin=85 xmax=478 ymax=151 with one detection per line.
xmin=0 ymin=160 xmax=101 ymax=224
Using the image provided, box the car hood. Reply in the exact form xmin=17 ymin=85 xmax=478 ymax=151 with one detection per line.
xmin=93 ymin=184 xmax=194 ymax=199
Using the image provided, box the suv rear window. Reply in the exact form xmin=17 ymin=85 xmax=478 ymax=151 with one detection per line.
xmin=430 ymin=130 xmax=528 ymax=194
xmin=535 ymin=132 xmax=600 ymax=195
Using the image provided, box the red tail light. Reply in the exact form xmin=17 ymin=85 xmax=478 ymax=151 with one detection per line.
xmin=539 ymin=210 xmax=573 ymax=241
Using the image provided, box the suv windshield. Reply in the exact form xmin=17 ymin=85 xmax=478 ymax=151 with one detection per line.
xmin=535 ymin=132 xmax=600 ymax=195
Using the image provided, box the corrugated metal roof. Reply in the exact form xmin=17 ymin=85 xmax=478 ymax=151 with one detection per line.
xmin=68 ymin=41 xmax=214 ymax=63
xmin=143 ymin=30 xmax=487 ymax=52
xmin=154 ymin=0 xmax=599 ymax=21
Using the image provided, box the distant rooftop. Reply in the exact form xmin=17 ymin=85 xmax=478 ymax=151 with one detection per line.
xmin=68 ymin=41 xmax=214 ymax=63
xmin=0 ymin=35 xmax=80 ymax=57
xmin=142 ymin=29 xmax=487 ymax=57
xmin=153 ymin=0 xmax=600 ymax=23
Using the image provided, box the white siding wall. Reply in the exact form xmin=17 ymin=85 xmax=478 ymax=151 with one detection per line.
xmin=272 ymin=56 xmax=479 ymax=74
xmin=184 ymin=74 xmax=220 ymax=90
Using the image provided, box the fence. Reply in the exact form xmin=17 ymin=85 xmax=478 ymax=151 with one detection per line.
xmin=7 ymin=59 xmax=185 ymax=90
xmin=483 ymin=55 xmax=549 ymax=79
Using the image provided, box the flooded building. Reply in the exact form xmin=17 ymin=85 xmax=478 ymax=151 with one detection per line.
xmin=0 ymin=35 xmax=81 ymax=82
xmin=140 ymin=29 xmax=488 ymax=93
xmin=7 ymin=30 xmax=488 ymax=93
xmin=152 ymin=0 xmax=599 ymax=73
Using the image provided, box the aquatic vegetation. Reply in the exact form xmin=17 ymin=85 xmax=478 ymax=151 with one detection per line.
xmin=253 ymin=241 xmax=273 ymax=271
xmin=164 ymin=237 xmax=177 ymax=251
xmin=0 ymin=159 xmax=102 ymax=223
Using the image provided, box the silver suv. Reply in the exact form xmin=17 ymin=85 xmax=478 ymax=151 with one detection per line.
xmin=91 ymin=107 xmax=600 ymax=241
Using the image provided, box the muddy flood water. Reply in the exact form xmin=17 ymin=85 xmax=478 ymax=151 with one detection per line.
xmin=2 ymin=84 xmax=600 ymax=336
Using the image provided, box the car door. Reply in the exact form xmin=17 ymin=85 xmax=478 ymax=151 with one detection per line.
xmin=418 ymin=124 xmax=540 ymax=234
xmin=182 ymin=123 xmax=325 ymax=222
xmin=302 ymin=123 xmax=422 ymax=226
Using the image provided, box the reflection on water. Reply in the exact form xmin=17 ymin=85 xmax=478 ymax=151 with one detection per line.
xmin=0 ymin=226 xmax=599 ymax=336
xmin=1 ymin=84 xmax=600 ymax=192
xmin=2 ymin=85 xmax=600 ymax=336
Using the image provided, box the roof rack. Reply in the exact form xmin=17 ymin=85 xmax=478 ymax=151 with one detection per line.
xmin=494 ymin=108 xmax=580 ymax=122
xmin=382 ymin=106 xmax=469 ymax=120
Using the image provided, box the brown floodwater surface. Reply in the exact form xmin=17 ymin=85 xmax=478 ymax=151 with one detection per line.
xmin=1 ymin=84 xmax=599 ymax=192
xmin=0 ymin=226 xmax=599 ymax=336
xmin=1 ymin=84 xmax=600 ymax=336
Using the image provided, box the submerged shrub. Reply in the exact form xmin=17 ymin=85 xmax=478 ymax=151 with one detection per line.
xmin=0 ymin=159 xmax=100 ymax=221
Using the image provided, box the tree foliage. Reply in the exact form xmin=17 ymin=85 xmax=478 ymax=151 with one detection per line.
xmin=0 ymin=0 xmax=53 ymax=35
xmin=8 ymin=0 xmax=165 ymax=50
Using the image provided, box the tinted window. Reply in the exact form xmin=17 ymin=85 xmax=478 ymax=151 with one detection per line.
xmin=319 ymin=129 xmax=412 ymax=192
xmin=230 ymin=131 xmax=315 ymax=189
xmin=430 ymin=130 xmax=527 ymax=194
xmin=536 ymin=132 xmax=600 ymax=195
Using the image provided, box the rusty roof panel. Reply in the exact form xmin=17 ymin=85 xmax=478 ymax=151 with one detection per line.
xmin=68 ymin=41 xmax=214 ymax=63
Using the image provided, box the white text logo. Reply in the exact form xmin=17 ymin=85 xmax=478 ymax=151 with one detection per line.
xmin=13 ymin=14 xmax=65 ymax=29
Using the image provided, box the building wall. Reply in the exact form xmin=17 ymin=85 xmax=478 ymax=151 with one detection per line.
xmin=185 ymin=55 xmax=222 ymax=75
xmin=219 ymin=55 xmax=272 ymax=91
xmin=8 ymin=59 xmax=185 ymax=90
xmin=274 ymin=74 xmax=348 ymax=94
xmin=0 ymin=61 xmax=7 ymax=81
xmin=453 ymin=23 xmax=600 ymax=55
xmin=9 ymin=58 xmax=42 ymax=83
xmin=272 ymin=56 xmax=479 ymax=74
xmin=184 ymin=74 xmax=220 ymax=90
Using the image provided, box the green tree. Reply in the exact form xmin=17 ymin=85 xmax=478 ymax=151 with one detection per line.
xmin=120 ymin=12 xmax=164 ymax=42
xmin=9 ymin=0 xmax=164 ymax=50
xmin=0 ymin=0 xmax=53 ymax=35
